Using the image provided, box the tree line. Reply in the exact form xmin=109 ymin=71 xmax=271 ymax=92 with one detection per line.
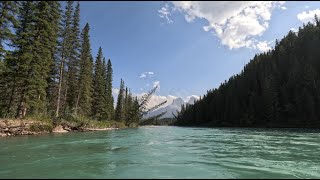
xmin=0 ymin=1 xmax=163 ymax=126
xmin=175 ymin=16 xmax=320 ymax=128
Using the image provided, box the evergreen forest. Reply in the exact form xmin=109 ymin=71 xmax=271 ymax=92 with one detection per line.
xmin=0 ymin=1 xmax=162 ymax=127
xmin=175 ymin=15 xmax=320 ymax=128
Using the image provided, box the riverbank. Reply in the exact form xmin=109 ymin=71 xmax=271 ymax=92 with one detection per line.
xmin=0 ymin=118 xmax=125 ymax=137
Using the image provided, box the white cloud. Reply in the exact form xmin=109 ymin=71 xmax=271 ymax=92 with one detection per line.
xmin=139 ymin=74 xmax=146 ymax=78
xmin=139 ymin=71 xmax=154 ymax=79
xmin=112 ymin=88 xmax=120 ymax=108
xmin=158 ymin=3 xmax=173 ymax=24
xmin=160 ymin=1 xmax=285 ymax=51
xmin=112 ymin=88 xmax=119 ymax=95
xmin=280 ymin=6 xmax=287 ymax=10
xmin=153 ymin=81 xmax=160 ymax=89
xmin=290 ymin=27 xmax=298 ymax=33
xmin=305 ymin=6 xmax=309 ymax=9
xmin=256 ymin=41 xmax=272 ymax=52
xmin=297 ymin=9 xmax=320 ymax=23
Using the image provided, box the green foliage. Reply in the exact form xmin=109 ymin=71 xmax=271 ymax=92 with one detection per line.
xmin=92 ymin=47 xmax=107 ymax=120
xmin=60 ymin=114 xmax=125 ymax=129
xmin=0 ymin=1 xmax=135 ymax=130
xmin=115 ymin=79 xmax=125 ymax=121
xmin=27 ymin=114 xmax=54 ymax=132
xmin=30 ymin=123 xmax=53 ymax=133
xmin=106 ymin=59 xmax=114 ymax=120
xmin=0 ymin=1 xmax=61 ymax=119
xmin=0 ymin=1 xmax=19 ymax=59
xmin=76 ymin=23 xmax=93 ymax=116
xmin=48 ymin=1 xmax=74 ymax=118
xmin=66 ymin=1 xmax=81 ymax=113
xmin=176 ymin=17 xmax=320 ymax=128
xmin=25 ymin=113 xmax=52 ymax=124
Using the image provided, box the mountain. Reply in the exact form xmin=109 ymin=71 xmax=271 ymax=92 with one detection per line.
xmin=145 ymin=96 xmax=199 ymax=119
xmin=187 ymin=95 xmax=198 ymax=104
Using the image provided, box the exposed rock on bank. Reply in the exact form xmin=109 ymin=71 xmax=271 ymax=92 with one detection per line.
xmin=0 ymin=119 xmax=119 ymax=137
xmin=0 ymin=119 xmax=52 ymax=137
xmin=52 ymin=125 xmax=68 ymax=133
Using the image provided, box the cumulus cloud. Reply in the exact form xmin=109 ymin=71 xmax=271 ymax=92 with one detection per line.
xmin=297 ymin=9 xmax=320 ymax=23
xmin=256 ymin=41 xmax=272 ymax=52
xmin=139 ymin=71 xmax=154 ymax=79
xmin=159 ymin=1 xmax=285 ymax=52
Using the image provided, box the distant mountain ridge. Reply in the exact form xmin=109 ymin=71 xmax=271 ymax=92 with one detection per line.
xmin=144 ymin=95 xmax=199 ymax=119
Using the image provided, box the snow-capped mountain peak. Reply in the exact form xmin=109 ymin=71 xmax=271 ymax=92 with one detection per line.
xmin=172 ymin=97 xmax=184 ymax=107
xmin=144 ymin=95 xmax=199 ymax=119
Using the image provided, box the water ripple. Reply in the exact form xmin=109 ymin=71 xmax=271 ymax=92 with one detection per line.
xmin=0 ymin=126 xmax=320 ymax=178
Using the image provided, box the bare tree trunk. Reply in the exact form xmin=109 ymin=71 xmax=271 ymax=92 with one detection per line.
xmin=55 ymin=60 xmax=64 ymax=118
xmin=63 ymin=85 xmax=68 ymax=114
xmin=74 ymin=90 xmax=81 ymax=115
xmin=16 ymin=94 xmax=26 ymax=119
xmin=5 ymin=76 xmax=16 ymax=118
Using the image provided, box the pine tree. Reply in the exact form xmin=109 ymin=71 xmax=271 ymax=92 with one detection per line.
xmin=175 ymin=16 xmax=320 ymax=128
xmin=92 ymin=47 xmax=106 ymax=120
xmin=124 ymin=88 xmax=134 ymax=126
xmin=0 ymin=2 xmax=35 ymax=118
xmin=0 ymin=1 xmax=19 ymax=60
xmin=53 ymin=1 xmax=73 ymax=118
xmin=46 ymin=1 xmax=61 ymax=117
xmin=10 ymin=1 xmax=36 ymax=118
xmin=10 ymin=1 xmax=61 ymax=118
xmin=101 ymin=58 xmax=110 ymax=120
xmin=75 ymin=23 xmax=93 ymax=116
xmin=122 ymin=87 xmax=128 ymax=121
xmin=105 ymin=58 xmax=114 ymax=120
xmin=115 ymin=79 xmax=125 ymax=121
xmin=66 ymin=1 xmax=81 ymax=113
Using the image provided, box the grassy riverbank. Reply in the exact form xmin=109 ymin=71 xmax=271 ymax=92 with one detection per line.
xmin=0 ymin=114 xmax=135 ymax=137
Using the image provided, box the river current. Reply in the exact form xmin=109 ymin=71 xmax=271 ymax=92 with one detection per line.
xmin=0 ymin=126 xmax=320 ymax=178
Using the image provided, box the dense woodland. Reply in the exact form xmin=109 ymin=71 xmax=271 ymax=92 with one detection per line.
xmin=175 ymin=16 xmax=320 ymax=128
xmin=0 ymin=1 xmax=163 ymax=127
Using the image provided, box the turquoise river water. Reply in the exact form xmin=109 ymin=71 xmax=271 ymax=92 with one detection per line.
xmin=1 ymin=126 xmax=320 ymax=178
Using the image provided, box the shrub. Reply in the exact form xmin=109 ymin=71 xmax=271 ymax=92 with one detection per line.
xmin=30 ymin=122 xmax=53 ymax=132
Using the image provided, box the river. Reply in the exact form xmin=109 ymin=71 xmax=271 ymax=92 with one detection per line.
xmin=0 ymin=126 xmax=320 ymax=178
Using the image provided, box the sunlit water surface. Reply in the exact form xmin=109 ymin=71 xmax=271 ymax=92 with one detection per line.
xmin=1 ymin=126 xmax=320 ymax=178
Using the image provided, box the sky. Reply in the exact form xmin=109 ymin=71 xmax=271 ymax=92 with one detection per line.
xmin=73 ymin=1 xmax=320 ymax=107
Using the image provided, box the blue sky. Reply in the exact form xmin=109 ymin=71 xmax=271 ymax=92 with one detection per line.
xmin=73 ymin=1 xmax=320 ymax=105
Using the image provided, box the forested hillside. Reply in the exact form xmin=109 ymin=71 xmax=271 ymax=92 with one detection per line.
xmin=0 ymin=1 xmax=159 ymax=127
xmin=175 ymin=16 xmax=320 ymax=128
